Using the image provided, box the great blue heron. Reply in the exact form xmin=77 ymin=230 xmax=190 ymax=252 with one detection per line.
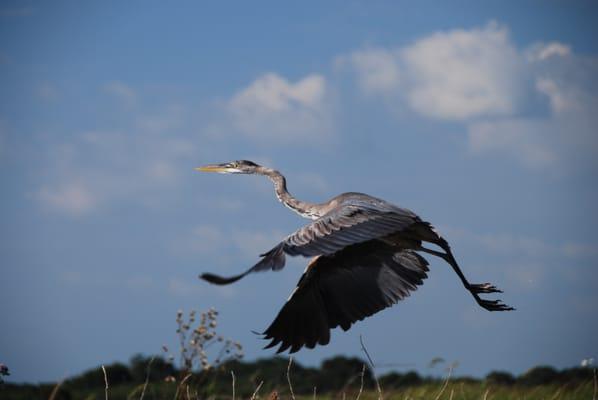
xmin=196 ymin=160 xmax=514 ymax=353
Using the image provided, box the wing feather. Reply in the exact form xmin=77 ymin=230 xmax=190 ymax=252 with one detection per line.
xmin=200 ymin=195 xmax=436 ymax=286
xmin=263 ymin=240 xmax=429 ymax=353
xmin=283 ymin=204 xmax=419 ymax=258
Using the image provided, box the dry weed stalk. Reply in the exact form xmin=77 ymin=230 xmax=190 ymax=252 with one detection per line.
xmin=355 ymin=364 xmax=366 ymax=400
xmin=549 ymin=387 xmax=562 ymax=400
xmin=482 ymin=388 xmax=489 ymax=400
xmin=433 ymin=363 xmax=454 ymax=400
xmin=175 ymin=308 xmax=243 ymax=373
xmin=139 ymin=356 xmax=155 ymax=400
xmin=173 ymin=373 xmax=192 ymax=400
xmin=287 ymin=357 xmax=296 ymax=400
xmin=47 ymin=378 xmax=65 ymax=400
xmin=250 ymin=380 xmax=264 ymax=400
xmin=231 ymin=370 xmax=236 ymax=400
xmin=359 ymin=335 xmax=383 ymax=400
xmin=101 ymin=365 xmax=109 ymax=400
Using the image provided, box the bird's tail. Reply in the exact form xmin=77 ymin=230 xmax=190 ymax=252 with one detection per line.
xmin=200 ymin=243 xmax=286 ymax=285
xmin=200 ymin=271 xmax=248 ymax=285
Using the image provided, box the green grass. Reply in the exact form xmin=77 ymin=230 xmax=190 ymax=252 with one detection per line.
xmin=3 ymin=379 xmax=595 ymax=400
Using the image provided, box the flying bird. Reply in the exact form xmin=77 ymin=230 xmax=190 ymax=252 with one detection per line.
xmin=196 ymin=160 xmax=514 ymax=353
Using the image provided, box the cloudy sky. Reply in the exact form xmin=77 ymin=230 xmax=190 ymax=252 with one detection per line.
xmin=1 ymin=1 xmax=597 ymax=383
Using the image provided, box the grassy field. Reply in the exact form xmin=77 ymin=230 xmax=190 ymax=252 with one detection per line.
xmin=3 ymin=362 xmax=596 ymax=400
xmin=3 ymin=379 xmax=595 ymax=400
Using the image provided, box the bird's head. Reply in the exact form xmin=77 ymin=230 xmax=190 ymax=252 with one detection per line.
xmin=195 ymin=160 xmax=263 ymax=175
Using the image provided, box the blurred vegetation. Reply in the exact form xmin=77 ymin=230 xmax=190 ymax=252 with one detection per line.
xmin=1 ymin=355 xmax=595 ymax=400
xmin=2 ymin=309 xmax=594 ymax=398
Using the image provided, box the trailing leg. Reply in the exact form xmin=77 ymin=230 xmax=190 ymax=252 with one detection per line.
xmin=418 ymin=244 xmax=514 ymax=312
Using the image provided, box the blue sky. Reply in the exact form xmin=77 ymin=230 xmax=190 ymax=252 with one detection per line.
xmin=1 ymin=1 xmax=597 ymax=383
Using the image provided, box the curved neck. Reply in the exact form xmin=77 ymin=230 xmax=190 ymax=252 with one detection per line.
xmin=259 ymin=167 xmax=321 ymax=220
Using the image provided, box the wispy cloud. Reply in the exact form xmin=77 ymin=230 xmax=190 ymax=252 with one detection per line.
xmin=441 ymin=225 xmax=598 ymax=260
xmin=136 ymin=105 xmax=185 ymax=133
xmin=292 ymin=172 xmax=330 ymax=196
xmin=38 ymin=182 xmax=96 ymax=216
xmin=186 ymin=225 xmax=226 ymax=254
xmin=214 ymin=73 xmax=334 ymax=145
xmin=439 ymin=226 xmax=598 ymax=293
xmin=103 ymin=81 xmax=136 ymax=106
xmin=230 ymin=228 xmax=285 ymax=257
xmin=467 ymin=64 xmax=598 ymax=170
xmin=526 ymin=42 xmax=571 ymax=62
xmin=504 ymin=262 xmax=545 ymax=290
xmin=179 ymin=224 xmax=283 ymax=258
xmin=36 ymin=83 xmax=60 ymax=101
xmin=36 ymin=127 xmax=195 ymax=216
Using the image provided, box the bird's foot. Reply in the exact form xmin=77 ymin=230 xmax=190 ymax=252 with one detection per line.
xmin=469 ymin=282 xmax=503 ymax=294
xmin=476 ymin=297 xmax=515 ymax=312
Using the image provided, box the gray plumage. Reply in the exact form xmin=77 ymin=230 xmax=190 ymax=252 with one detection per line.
xmin=196 ymin=160 xmax=513 ymax=353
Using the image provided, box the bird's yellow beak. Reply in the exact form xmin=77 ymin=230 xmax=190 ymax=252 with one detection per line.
xmin=194 ymin=164 xmax=229 ymax=173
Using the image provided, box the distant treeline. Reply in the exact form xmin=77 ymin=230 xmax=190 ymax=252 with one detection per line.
xmin=1 ymin=355 xmax=594 ymax=400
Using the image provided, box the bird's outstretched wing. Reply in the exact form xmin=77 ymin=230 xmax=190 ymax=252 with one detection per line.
xmin=200 ymin=200 xmax=432 ymax=285
xmin=262 ymin=240 xmax=429 ymax=353
xmin=282 ymin=201 xmax=421 ymax=257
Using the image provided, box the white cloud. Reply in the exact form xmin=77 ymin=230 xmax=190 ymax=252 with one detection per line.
xmin=526 ymin=42 xmax=571 ymax=62
xmin=345 ymin=22 xmax=523 ymax=120
xmin=342 ymin=22 xmax=598 ymax=172
xmin=468 ymin=66 xmax=598 ymax=170
xmin=38 ymin=182 xmax=95 ymax=216
xmin=402 ymin=22 xmax=522 ymax=120
xmin=225 ymin=73 xmax=333 ymax=144
xmin=343 ymin=48 xmax=401 ymax=94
